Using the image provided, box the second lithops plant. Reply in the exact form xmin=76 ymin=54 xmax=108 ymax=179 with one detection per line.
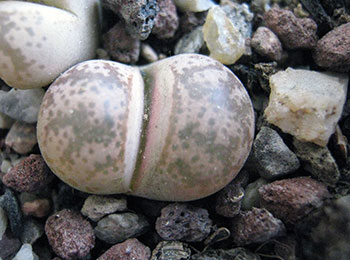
xmin=37 ymin=54 xmax=254 ymax=201
xmin=0 ymin=0 xmax=100 ymax=89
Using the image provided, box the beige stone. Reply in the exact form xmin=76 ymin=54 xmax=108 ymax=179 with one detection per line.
xmin=264 ymin=68 xmax=348 ymax=146
xmin=173 ymin=0 xmax=215 ymax=12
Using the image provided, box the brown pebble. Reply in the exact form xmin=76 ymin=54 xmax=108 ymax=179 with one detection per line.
xmin=5 ymin=121 xmax=37 ymax=154
xmin=313 ymin=22 xmax=350 ymax=72
xmin=264 ymin=6 xmax=318 ymax=49
xmin=259 ymin=176 xmax=330 ymax=224
xmin=3 ymin=154 xmax=53 ymax=192
xmin=45 ymin=209 xmax=95 ymax=260
xmin=22 ymin=198 xmax=50 ymax=218
xmin=231 ymin=207 xmax=286 ymax=246
xmin=152 ymin=0 xmax=179 ymax=39
xmin=103 ymin=21 xmax=140 ymax=64
xmin=251 ymin=26 xmax=283 ymax=61
xmin=97 ymin=238 xmax=151 ymax=260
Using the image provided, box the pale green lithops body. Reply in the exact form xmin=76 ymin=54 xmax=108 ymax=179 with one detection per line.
xmin=37 ymin=54 xmax=255 ymax=201
xmin=0 ymin=0 xmax=100 ymax=89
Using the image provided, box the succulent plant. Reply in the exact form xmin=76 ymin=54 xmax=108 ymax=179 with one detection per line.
xmin=37 ymin=54 xmax=254 ymax=201
xmin=0 ymin=0 xmax=100 ymax=89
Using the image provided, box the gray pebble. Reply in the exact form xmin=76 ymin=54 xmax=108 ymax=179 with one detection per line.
xmin=155 ymin=203 xmax=212 ymax=242
xmin=5 ymin=122 xmax=37 ymax=154
xmin=293 ymin=138 xmax=340 ymax=186
xmin=252 ymin=127 xmax=300 ymax=179
xmin=95 ymin=212 xmax=149 ymax=244
xmin=21 ymin=219 xmax=44 ymax=245
xmin=12 ymin=244 xmax=39 ymax=260
xmin=0 ymin=207 xmax=7 ymax=239
xmin=0 ymin=232 xmax=21 ymax=260
xmin=0 ymin=189 xmax=23 ymax=237
xmin=215 ymin=182 xmax=244 ymax=217
xmin=192 ymin=248 xmax=261 ymax=260
xmin=174 ymin=26 xmax=204 ymax=55
xmin=0 ymin=88 xmax=45 ymax=123
xmin=241 ymin=178 xmax=268 ymax=210
xmin=81 ymin=195 xmax=127 ymax=222
xmin=151 ymin=241 xmax=191 ymax=260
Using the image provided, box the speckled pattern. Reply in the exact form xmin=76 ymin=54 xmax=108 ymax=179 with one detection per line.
xmin=0 ymin=0 xmax=100 ymax=89
xmin=37 ymin=54 xmax=254 ymax=201
xmin=37 ymin=60 xmax=144 ymax=194
xmin=134 ymin=54 xmax=254 ymax=201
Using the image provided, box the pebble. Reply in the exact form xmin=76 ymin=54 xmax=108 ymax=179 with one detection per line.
xmin=179 ymin=11 xmax=207 ymax=34
xmin=174 ymin=26 xmax=204 ymax=55
xmin=313 ymin=22 xmax=350 ymax=72
xmin=231 ymin=207 xmax=286 ymax=246
xmin=203 ymin=6 xmax=245 ymax=65
xmin=264 ymin=68 xmax=349 ymax=147
xmin=151 ymin=241 xmax=191 ymax=260
xmin=264 ymin=6 xmax=318 ymax=49
xmin=45 ymin=209 xmax=95 ymax=260
xmin=0 ymin=89 xmax=45 ymax=124
xmin=252 ymin=127 xmax=300 ymax=180
xmin=0 ymin=232 xmax=21 ymax=260
xmin=215 ymin=182 xmax=244 ymax=217
xmin=5 ymin=122 xmax=37 ymax=154
xmin=141 ymin=44 xmax=158 ymax=63
xmin=173 ymin=0 xmax=215 ymax=12
xmin=220 ymin=0 xmax=254 ymax=39
xmin=155 ymin=203 xmax=212 ymax=242
xmin=0 ymin=113 xmax=14 ymax=129
xmin=3 ymin=154 xmax=53 ymax=193
xmin=94 ymin=212 xmax=149 ymax=244
xmin=81 ymin=195 xmax=127 ymax=222
xmin=259 ymin=177 xmax=330 ymax=224
xmin=0 ymin=189 xmax=23 ymax=237
xmin=251 ymin=26 xmax=283 ymax=61
xmin=293 ymin=138 xmax=340 ymax=186
xmin=300 ymin=195 xmax=350 ymax=260
xmin=152 ymin=0 xmax=179 ymax=39
xmin=103 ymin=22 xmax=140 ymax=64
xmin=97 ymin=238 xmax=151 ymax=260
xmin=12 ymin=244 xmax=39 ymax=260
xmin=1 ymin=159 xmax=12 ymax=174
xmin=102 ymin=0 xmax=159 ymax=40
xmin=192 ymin=248 xmax=261 ymax=260
xmin=22 ymin=198 xmax=51 ymax=218
xmin=241 ymin=178 xmax=268 ymax=210
xmin=21 ymin=218 xmax=44 ymax=245
xmin=0 ymin=207 xmax=7 ymax=239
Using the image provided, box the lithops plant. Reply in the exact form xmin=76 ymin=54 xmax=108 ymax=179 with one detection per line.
xmin=0 ymin=0 xmax=100 ymax=89
xmin=37 ymin=54 xmax=255 ymax=201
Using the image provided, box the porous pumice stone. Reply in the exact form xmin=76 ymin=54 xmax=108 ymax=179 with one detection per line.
xmin=264 ymin=68 xmax=348 ymax=147
xmin=37 ymin=54 xmax=255 ymax=201
xmin=0 ymin=0 xmax=100 ymax=89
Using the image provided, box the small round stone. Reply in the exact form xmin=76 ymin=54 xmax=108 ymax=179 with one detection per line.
xmin=45 ymin=209 xmax=95 ymax=260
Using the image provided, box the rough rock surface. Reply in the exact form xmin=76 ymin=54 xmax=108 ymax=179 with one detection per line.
xmin=264 ymin=6 xmax=318 ymax=49
xmin=252 ymin=127 xmax=300 ymax=179
xmin=215 ymin=182 xmax=244 ymax=217
xmin=251 ymin=26 xmax=283 ymax=61
xmin=152 ymin=0 xmax=179 ymax=39
xmin=97 ymin=238 xmax=151 ymax=260
xmin=5 ymin=122 xmax=37 ymax=154
xmin=0 ymin=89 xmax=45 ymax=123
xmin=81 ymin=195 xmax=127 ymax=222
xmin=155 ymin=203 xmax=212 ymax=242
xmin=95 ymin=213 xmax=149 ymax=244
xmin=151 ymin=241 xmax=191 ymax=260
xmin=259 ymin=177 xmax=330 ymax=224
xmin=231 ymin=207 xmax=286 ymax=246
xmin=264 ymin=68 xmax=348 ymax=146
xmin=45 ymin=209 xmax=95 ymax=260
xmin=192 ymin=248 xmax=261 ymax=260
xmin=313 ymin=22 xmax=350 ymax=72
xmin=293 ymin=139 xmax=340 ymax=186
xmin=3 ymin=154 xmax=53 ymax=193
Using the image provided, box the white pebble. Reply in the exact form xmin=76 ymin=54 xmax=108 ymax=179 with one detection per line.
xmin=12 ymin=244 xmax=39 ymax=260
xmin=173 ymin=0 xmax=215 ymax=12
xmin=264 ymin=68 xmax=349 ymax=146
